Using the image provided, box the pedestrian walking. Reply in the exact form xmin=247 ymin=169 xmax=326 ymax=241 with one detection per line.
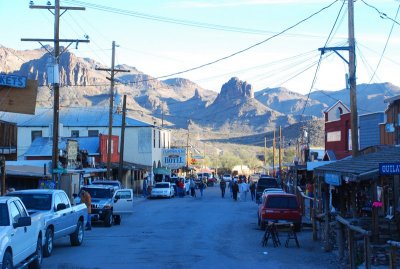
xmin=228 ymin=180 xmax=233 ymax=198
xmin=80 ymin=190 xmax=92 ymax=230
xmin=249 ymin=181 xmax=256 ymax=201
xmin=199 ymin=180 xmax=205 ymax=198
xmin=239 ymin=180 xmax=249 ymax=201
xmin=189 ymin=178 xmax=196 ymax=197
xmin=142 ymin=177 xmax=148 ymax=197
xmin=232 ymin=181 xmax=239 ymax=201
xmin=220 ymin=178 xmax=227 ymax=198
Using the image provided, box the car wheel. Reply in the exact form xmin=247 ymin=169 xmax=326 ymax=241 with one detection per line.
xmin=104 ymin=211 xmax=113 ymax=227
xmin=114 ymin=215 xmax=121 ymax=225
xmin=70 ymin=220 xmax=84 ymax=246
xmin=43 ymin=227 xmax=54 ymax=257
xmin=2 ymin=251 xmax=12 ymax=269
xmin=28 ymin=236 xmax=42 ymax=269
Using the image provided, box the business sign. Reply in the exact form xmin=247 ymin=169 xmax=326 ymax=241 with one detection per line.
xmin=0 ymin=79 xmax=38 ymax=114
xmin=0 ymin=74 xmax=27 ymax=88
xmin=325 ymin=173 xmax=341 ymax=186
xmin=67 ymin=140 xmax=78 ymax=160
xmin=162 ymin=148 xmax=186 ymax=169
xmin=379 ymin=163 xmax=400 ymax=175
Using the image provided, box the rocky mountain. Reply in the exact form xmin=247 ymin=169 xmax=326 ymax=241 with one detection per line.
xmin=1 ymin=46 xmax=400 ymax=146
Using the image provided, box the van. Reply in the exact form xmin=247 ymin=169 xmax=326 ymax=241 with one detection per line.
xmin=257 ymin=193 xmax=302 ymax=231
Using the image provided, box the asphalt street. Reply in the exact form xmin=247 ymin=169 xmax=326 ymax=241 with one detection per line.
xmin=41 ymin=186 xmax=339 ymax=269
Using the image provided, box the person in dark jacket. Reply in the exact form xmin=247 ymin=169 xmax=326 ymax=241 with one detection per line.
xmin=232 ymin=181 xmax=239 ymax=201
xmin=249 ymin=181 xmax=256 ymax=201
xmin=220 ymin=179 xmax=227 ymax=198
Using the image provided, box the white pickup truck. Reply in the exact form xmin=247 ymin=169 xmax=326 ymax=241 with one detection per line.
xmin=7 ymin=189 xmax=87 ymax=257
xmin=0 ymin=196 xmax=43 ymax=269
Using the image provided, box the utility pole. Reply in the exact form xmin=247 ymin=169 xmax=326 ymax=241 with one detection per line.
xmin=186 ymin=126 xmax=190 ymax=174
xmin=272 ymin=130 xmax=276 ymax=177
xmin=96 ymin=41 xmax=130 ymax=180
xmin=0 ymin=155 xmax=5 ymax=195
xmin=279 ymin=126 xmax=282 ymax=176
xmin=348 ymin=0 xmax=359 ymax=157
xmin=22 ymin=1 xmax=89 ymax=188
xmin=264 ymin=137 xmax=267 ymax=174
xmin=118 ymin=95 xmax=127 ymax=181
xmin=318 ymin=0 xmax=359 ymax=158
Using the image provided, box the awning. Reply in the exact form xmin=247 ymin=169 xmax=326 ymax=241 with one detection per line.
xmin=153 ymin=167 xmax=171 ymax=175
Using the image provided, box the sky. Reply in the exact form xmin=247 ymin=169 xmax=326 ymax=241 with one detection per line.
xmin=1 ymin=0 xmax=400 ymax=95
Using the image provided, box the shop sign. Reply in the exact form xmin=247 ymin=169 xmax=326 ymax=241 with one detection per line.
xmin=379 ymin=163 xmax=400 ymax=175
xmin=0 ymin=74 xmax=26 ymax=88
xmin=162 ymin=148 xmax=186 ymax=169
xmin=325 ymin=173 xmax=341 ymax=186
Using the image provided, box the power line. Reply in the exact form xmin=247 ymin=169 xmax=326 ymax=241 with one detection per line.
xmin=361 ymin=0 xmax=400 ymax=26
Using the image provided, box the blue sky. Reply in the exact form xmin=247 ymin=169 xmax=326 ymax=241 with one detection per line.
xmin=1 ymin=0 xmax=400 ymax=94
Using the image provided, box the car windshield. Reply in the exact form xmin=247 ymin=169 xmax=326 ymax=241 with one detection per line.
xmin=82 ymin=188 xmax=113 ymax=198
xmin=9 ymin=193 xmax=52 ymax=211
xmin=155 ymin=183 xmax=169 ymax=188
xmin=92 ymin=181 xmax=120 ymax=187
xmin=258 ymin=178 xmax=279 ymax=188
xmin=266 ymin=196 xmax=298 ymax=209
xmin=0 ymin=204 xmax=10 ymax=226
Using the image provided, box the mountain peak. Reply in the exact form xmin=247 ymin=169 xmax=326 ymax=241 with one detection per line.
xmin=219 ymin=77 xmax=254 ymax=100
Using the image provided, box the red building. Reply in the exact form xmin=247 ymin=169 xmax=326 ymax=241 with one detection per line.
xmin=324 ymin=101 xmax=352 ymax=160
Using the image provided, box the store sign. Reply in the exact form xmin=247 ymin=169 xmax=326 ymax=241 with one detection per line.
xmin=162 ymin=148 xmax=186 ymax=169
xmin=379 ymin=163 xmax=400 ymax=175
xmin=0 ymin=74 xmax=27 ymax=88
xmin=325 ymin=173 xmax=341 ymax=186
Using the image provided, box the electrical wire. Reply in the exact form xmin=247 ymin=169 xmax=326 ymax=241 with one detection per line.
xmin=361 ymin=0 xmax=400 ymax=26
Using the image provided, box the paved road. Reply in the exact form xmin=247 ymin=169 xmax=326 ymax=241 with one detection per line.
xmin=42 ymin=186 xmax=338 ymax=269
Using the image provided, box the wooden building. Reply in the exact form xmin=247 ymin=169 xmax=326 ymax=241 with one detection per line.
xmin=0 ymin=120 xmax=17 ymax=161
xmin=380 ymin=95 xmax=400 ymax=145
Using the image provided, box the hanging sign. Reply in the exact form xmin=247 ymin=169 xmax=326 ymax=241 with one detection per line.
xmin=0 ymin=74 xmax=27 ymax=88
xmin=379 ymin=163 xmax=400 ymax=175
xmin=325 ymin=173 xmax=341 ymax=186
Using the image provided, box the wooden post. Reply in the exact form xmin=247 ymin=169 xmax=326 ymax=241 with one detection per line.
xmin=312 ymin=198 xmax=317 ymax=241
xmin=337 ymin=221 xmax=344 ymax=260
xmin=364 ymin=235 xmax=371 ymax=269
xmin=324 ymin=190 xmax=331 ymax=252
xmin=0 ymin=155 xmax=5 ymax=195
xmin=348 ymin=229 xmax=356 ymax=269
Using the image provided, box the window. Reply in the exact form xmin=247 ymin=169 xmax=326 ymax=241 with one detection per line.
xmin=54 ymin=194 xmax=63 ymax=210
xmin=31 ymin=130 xmax=42 ymax=142
xmin=153 ymin=129 xmax=156 ymax=148
xmin=9 ymin=202 xmax=21 ymax=224
xmin=0 ymin=204 xmax=10 ymax=226
xmin=88 ymin=130 xmax=99 ymax=137
xmin=163 ymin=132 xmax=166 ymax=148
xmin=158 ymin=130 xmax=161 ymax=148
xmin=14 ymin=200 xmax=28 ymax=217
xmin=60 ymin=193 xmax=71 ymax=208
xmin=71 ymin=130 xmax=79 ymax=138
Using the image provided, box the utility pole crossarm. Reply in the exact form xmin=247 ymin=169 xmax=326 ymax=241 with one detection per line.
xmin=21 ymin=38 xmax=89 ymax=43
xmin=30 ymin=5 xmax=85 ymax=10
xmin=318 ymin=46 xmax=350 ymax=65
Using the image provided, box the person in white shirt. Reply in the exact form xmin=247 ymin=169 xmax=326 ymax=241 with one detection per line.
xmin=239 ymin=180 xmax=249 ymax=201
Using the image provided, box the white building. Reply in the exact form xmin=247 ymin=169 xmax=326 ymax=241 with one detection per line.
xmin=0 ymin=107 xmax=171 ymax=170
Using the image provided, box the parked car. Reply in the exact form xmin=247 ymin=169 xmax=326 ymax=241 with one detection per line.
xmin=222 ymin=174 xmax=232 ymax=182
xmin=257 ymin=193 xmax=302 ymax=231
xmin=77 ymin=185 xmax=134 ymax=227
xmin=256 ymin=176 xmax=279 ymax=204
xmin=0 ymin=196 xmax=43 ymax=269
xmin=150 ymin=182 xmax=175 ymax=198
xmin=7 ymin=189 xmax=87 ymax=257
xmin=261 ymin=188 xmax=285 ymax=202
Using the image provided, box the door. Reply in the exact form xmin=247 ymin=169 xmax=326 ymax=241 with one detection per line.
xmin=113 ymin=189 xmax=133 ymax=215
xmin=9 ymin=200 xmax=35 ymax=265
xmin=53 ymin=193 xmax=71 ymax=238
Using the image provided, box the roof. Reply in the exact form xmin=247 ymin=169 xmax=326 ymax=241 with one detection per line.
xmin=315 ymin=146 xmax=400 ymax=182
xmin=24 ymin=137 xmax=99 ymax=157
xmin=323 ymin=100 xmax=350 ymax=113
xmin=0 ymin=107 xmax=153 ymax=128
xmin=384 ymin=94 xmax=400 ymax=104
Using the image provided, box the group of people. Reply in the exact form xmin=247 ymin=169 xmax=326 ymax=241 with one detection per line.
xmin=219 ymin=177 xmax=256 ymax=202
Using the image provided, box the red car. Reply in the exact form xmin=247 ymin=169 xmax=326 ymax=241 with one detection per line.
xmin=258 ymin=193 xmax=302 ymax=231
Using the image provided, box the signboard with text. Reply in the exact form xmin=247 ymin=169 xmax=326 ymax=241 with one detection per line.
xmin=325 ymin=173 xmax=341 ymax=186
xmin=162 ymin=148 xmax=186 ymax=169
xmin=0 ymin=79 xmax=38 ymax=114
xmin=379 ymin=163 xmax=400 ymax=175
xmin=0 ymin=74 xmax=27 ymax=88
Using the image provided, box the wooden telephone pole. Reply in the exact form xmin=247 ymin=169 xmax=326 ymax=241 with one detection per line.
xmin=279 ymin=126 xmax=282 ymax=175
xmin=22 ymin=0 xmax=89 ymax=187
xmin=318 ymin=0 xmax=359 ymax=157
xmin=96 ymin=41 xmax=130 ymax=180
xmin=272 ymin=130 xmax=276 ymax=177
xmin=118 ymin=95 xmax=127 ymax=181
